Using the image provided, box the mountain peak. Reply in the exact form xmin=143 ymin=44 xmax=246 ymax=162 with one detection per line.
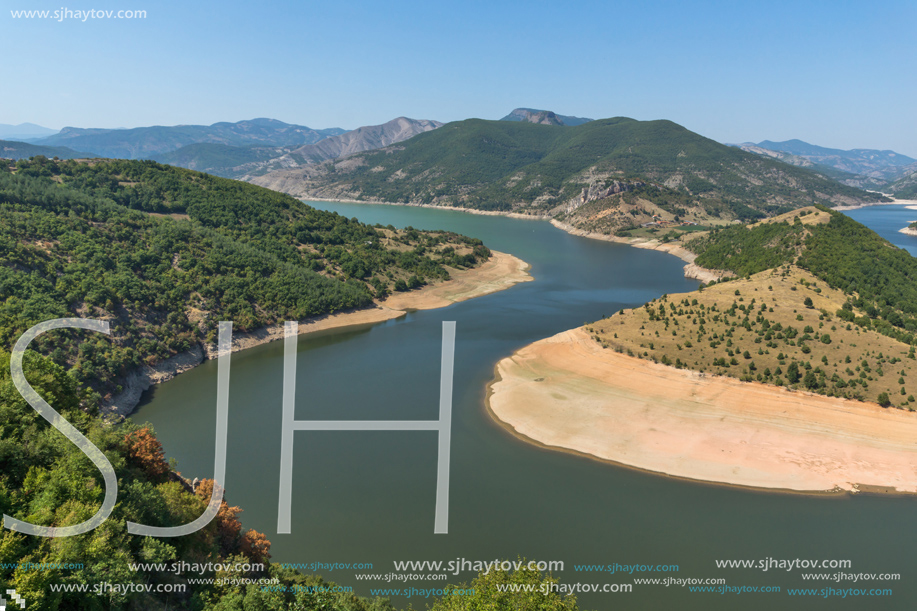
xmin=500 ymin=108 xmax=593 ymax=127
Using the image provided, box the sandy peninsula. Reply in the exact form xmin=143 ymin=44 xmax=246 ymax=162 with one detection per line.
xmin=108 ymin=251 xmax=531 ymax=417
xmin=487 ymin=327 xmax=917 ymax=493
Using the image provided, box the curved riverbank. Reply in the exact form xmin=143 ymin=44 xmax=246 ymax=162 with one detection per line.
xmin=295 ymin=196 xmax=727 ymax=283
xmin=106 ymin=251 xmax=531 ymax=417
xmin=548 ymin=219 xmax=732 ymax=283
xmin=487 ymin=327 xmax=917 ymax=494
xmin=297 ymin=195 xmax=553 ymax=221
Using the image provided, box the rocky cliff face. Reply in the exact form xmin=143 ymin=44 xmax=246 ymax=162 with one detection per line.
xmin=288 ymin=117 xmax=443 ymax=163
xmin=579 ymin=179 xmax=645 ymax=203
xmin=517 ymin=110 xmax=565 ymax=126
xmin=500 ymin=108 xmax=593 ymax=126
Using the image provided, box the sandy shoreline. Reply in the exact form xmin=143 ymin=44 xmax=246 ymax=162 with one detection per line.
xmin=487 ymin=327 xmax=917 ymax=494
xmin=834 ymin=196 xmax=917 ymax=211
xmin=106 ymin=251 xmax=531 ymax=417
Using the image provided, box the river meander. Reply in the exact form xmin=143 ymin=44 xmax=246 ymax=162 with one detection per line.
xmin=135 ymin=202 xmax=916 ymax=610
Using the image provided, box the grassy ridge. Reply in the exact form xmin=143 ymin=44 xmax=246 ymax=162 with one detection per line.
xmin=689 ymin=207 xmax=917 ymax=343
xmin=593 ymin=267 xmax=917 ymax=408
xmin=593 ymin=207 xmax=917 ymax=408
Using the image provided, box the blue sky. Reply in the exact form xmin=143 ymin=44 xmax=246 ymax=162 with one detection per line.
xmin=2 ymin=0 xmax=915 ymax=155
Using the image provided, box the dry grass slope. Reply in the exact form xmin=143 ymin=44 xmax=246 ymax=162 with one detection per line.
xmin=591 ymin=266 xmax=917 ymax=410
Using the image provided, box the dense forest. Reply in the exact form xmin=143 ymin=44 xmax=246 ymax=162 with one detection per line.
xmin=0 ymin=157 xmax=489 ymax=403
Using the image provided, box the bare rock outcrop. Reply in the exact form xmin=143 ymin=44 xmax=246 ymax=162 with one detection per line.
xmin=103 ymin=344 xmax=204 ymax=418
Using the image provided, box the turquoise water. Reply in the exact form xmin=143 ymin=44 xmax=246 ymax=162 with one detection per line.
xmin=845 ymin=203 xmax=917 ymax=257
xmin=135 ymin=203 xmax=916 ymax=610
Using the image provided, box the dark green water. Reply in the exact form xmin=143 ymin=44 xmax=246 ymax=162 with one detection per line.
xmin=136 ymin=203 xmax=915 ymax=610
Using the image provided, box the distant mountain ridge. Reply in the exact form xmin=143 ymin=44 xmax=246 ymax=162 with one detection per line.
xmin=33 ymin=118 xmax=347 ymax=159
xmin=733 ymin=139 xmax=916 ymax=196
xmin=765 ymin=140 xmax=911 ymax=177
xmin=0 ymin=122 xmax=59 ymax=140
xmin=153 ymin=117 xmax=442 ymax=179
xmin=0 ymin=139 xmax=92 ymax=160
xmin=500 ymin=108 xmax=593 ymax=126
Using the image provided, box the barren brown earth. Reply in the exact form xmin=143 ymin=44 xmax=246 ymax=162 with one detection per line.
xmin=488 ymin=327 xmax=917 ymax=493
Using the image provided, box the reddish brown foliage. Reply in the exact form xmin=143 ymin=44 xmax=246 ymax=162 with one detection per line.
xmin=240 ymin=529 xmax=272 ymax=564
xmin=124 ymin=427 xmax=169 ymax=481
xmin=194 ymin=478 xmax=272 ymax=562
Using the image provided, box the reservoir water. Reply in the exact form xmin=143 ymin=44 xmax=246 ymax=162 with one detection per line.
xmin=135 ymin=202 xmax=916 ymax=610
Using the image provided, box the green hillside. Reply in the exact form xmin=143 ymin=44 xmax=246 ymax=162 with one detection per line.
xmin=689 ymin=207 xmax=917 ymax=341
xmin=0 ymin=157 xmax=490 ymax=403
xmin=888 ymin=169 xmax=917 ymax=199
xmin=258 ymin=118 xmax=888 ymax=229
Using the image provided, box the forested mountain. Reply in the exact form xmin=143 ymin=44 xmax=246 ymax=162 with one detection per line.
xmin=154 ymin=118 xmax=442 ymax=179
xmin=32 ymin=119 xmax=348 ymax=159
xmin=0 ymin=139 xmax=91 ymax=161
xmin=755 ymin=139 xmax=915 ymax=180
xmin=0 ymin=156 xmax=499 ymax=609
xmin=0 ymin=157 xmax=491 ymax=404
xmin=594 ymin=206 xmax=917 ymax=408
xmin=251 ymin=117 xmax=887 ymax=234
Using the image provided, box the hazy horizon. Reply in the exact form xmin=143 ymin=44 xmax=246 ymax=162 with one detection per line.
xmin=3 ymin=0 xmax=916 ymax=157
